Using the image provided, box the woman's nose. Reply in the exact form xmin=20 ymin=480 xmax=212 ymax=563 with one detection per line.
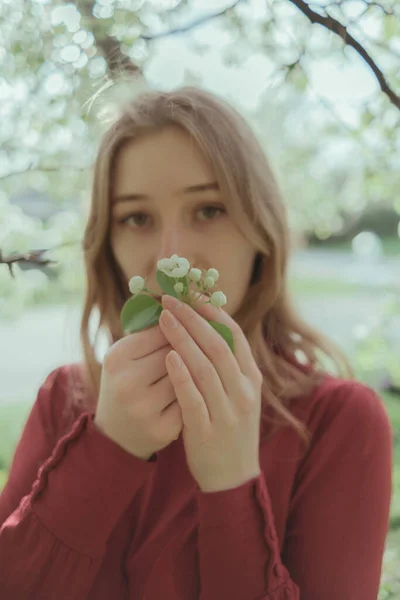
xmin=157 ymin=227 xmax=191 ymax=264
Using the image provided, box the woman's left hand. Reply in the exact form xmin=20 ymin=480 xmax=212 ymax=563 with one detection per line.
xmin=159 ymin=294 xmax=263 ymax=493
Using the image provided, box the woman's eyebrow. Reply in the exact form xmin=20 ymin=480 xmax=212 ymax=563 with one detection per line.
xmin=112 ymin=182 xmax=220 ymax=204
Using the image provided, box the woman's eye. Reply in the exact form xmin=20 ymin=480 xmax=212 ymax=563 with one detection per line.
xmin=117 ymin=205 xmax=226 ymax=229
xmin=197 ymin=205 xmax=226 ymax=221
xmin=118 ymin=213 xmax=149 ymax=228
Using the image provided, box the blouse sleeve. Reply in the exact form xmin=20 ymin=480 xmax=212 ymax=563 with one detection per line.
xmin=195 ymin=381 xmax=393 ymax=600
xmin=0 ymin=366 xmax=157 ymax=600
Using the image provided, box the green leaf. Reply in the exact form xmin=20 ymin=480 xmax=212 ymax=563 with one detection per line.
xmin=208 ymin=320 xmax=235 ymax=354
xmin=121 ymin=294 xmax=162 ymax=334
xmin=156 ymin=270 xmax=187 ymax=298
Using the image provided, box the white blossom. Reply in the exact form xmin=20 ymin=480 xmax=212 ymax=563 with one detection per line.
xmin=210 ymin=291 xmax=227 ymax=308
xmin=170 ymin=264 xmax=189 ymax=278
xmin=188 ymin=268 xmax=202 ymax=282
xmin=158 ymin=254 xmax=191 ymax=278
xmin=206 ymin=268 xmax=219 ymax=283
xmin=129 ymin=275 xmax=145 ymax=295
xmin=157 ymin=257 xmax=174 ymax=272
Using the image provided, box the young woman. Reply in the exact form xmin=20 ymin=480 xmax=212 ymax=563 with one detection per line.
xmin=0 ymin=86 xmax=393 ymax=599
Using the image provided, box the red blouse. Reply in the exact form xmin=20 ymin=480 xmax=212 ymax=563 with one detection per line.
xmin=0 ymin=363 xmax=393 ymax=599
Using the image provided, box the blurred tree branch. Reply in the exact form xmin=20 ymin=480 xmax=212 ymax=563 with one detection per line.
xmin=75 ymin=0 xmax=142 ymax=77
xmin=287 ymin=0 xmax=400 ymax=110
xmin=0 ymin=241 xmax=81 ymax=278
xmin=0 ymin=248 xmax=57 ymax=278
xmin=364 ymin=1 xmax=394 ymax=16
xmin=137 ymin=0 xmax=400 ymax=111
xmin=0 ymin=164 xmax=90 ymax=182
xmin=141 ymin=0 xmax=245 ymax=40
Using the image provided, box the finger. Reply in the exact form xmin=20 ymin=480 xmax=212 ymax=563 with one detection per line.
xmin=166 ymin=350 xmax=209 ymax=432
xmin=161 ymin=300 xmax=242 ymax=401
xmin=159 ymin=309 xmax=231 ymax=423
xmin=148 ymin=374 xmax=177 ymax=414
xmin=112 ymin=325 xmax=169 ymax=361
xmin=187 ymin=295 xmax=261 ymax=380
xmin=139 ymin=344 xmax=173 ymax=385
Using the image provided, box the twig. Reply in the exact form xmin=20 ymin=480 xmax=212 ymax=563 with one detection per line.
xmin=288 ymin=0 xmax=400 ymax=110
xmin=360 ymin=0 xmax=394 ymax=17
xmin=140 ymin=0 xmax=245 ymax=40
xmin=0 ymin=164 xmax=90 ymax=182
xmin=0 ymin=241 xmax=81 ymax=278
xmin=0 ymin=249 xmax=56 ymax=278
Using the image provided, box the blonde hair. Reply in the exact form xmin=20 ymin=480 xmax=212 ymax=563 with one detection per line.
xmin=78 ymin=85 xmax=355 ymax=455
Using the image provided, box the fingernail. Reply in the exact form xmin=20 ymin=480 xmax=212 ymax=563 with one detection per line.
xmin=162 ymin=309 xmax=179 ymax=328
xmin=163 ymin=295 xmax=184 ymax=310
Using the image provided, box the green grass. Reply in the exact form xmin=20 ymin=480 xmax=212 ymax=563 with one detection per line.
xmin=0 ymin=470 xmax=7 ymax=491
xmin=0 ymin=401 xmax=31 ymax=473
xmin=383 ymin=392 xmax=400 ymax=431
xmin=289 ymin=276 xmax=388 ymax=297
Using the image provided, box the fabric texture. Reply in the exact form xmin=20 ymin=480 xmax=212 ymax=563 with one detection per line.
xmin=0 ymin=363 xmax=393 ymax=599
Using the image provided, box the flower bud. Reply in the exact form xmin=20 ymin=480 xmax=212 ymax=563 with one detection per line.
xmin=210 ymin=291 xmax=227 ymax=308
xmin=203 ymin=275 xmax=216 ymax=289
xmin=129 ymin=275 xmax=145 ymax=295
xmin=189 ymin=268 xmax=202 ymax=282
xmin=174 ymin=282 xmax=184 ymax=294
xmin=206 ymin=268 xmax=219 ymax=283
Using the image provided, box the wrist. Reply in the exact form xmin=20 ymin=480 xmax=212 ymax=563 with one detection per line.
xmin=198 ymin=468 xmax=261 ymax=493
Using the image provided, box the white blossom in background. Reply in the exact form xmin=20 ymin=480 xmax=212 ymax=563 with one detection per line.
xmin=0 ymin=196 xmax=86 ymax=319
xmin=129 ymin=275 xmax=145 ymax=295
xmin=210 ymin=291 xmax=227 ymax=308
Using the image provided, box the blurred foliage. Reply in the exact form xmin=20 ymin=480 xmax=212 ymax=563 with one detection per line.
xmin=0 ymin=197 xmax=85 ymax=317
xmin=353 ymin=290 xmax=400 ymax=390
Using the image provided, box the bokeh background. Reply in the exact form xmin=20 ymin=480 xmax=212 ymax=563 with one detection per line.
xmin=0 ymin=0 xmax=399 ymax=595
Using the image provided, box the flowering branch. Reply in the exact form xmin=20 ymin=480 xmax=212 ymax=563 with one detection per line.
xmin=120 ymin=254 xmax=234 ymax=353
xmin=288 ymin=0 xmax=400 ymax=110
xmin=139 ymin=0 xmax=400 ymax=112
xmin=0 ymin=248 xmax=56 ymax=278
xmin=140 ymin=0 xmax=245 ymax=41
xmin=0 ymin=241 xmax=80 ymax=278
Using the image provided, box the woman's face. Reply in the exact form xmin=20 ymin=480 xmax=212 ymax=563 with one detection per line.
xmin=110 ymin=126 xmax=257 ymax=317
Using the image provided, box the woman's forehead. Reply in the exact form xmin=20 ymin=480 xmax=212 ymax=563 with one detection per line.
xmin=112 ymin=130 xmax=218 ymax=198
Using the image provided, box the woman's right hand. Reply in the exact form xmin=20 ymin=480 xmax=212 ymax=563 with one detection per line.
xmin=93 ymin=325 xmax=183 ymax=461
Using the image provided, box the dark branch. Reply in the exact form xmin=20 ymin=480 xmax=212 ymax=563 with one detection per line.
xmin=140 ymin=0 xmax=245 ymax=40
xmin=75 ymin=0 xmax=142 ymax=77
xmin=288 ymin=0 xmax=400 ymax=110
xmin=0 ymin=241 xmax=81 ymax=278
xmin=0 ymin=249 xmax=57 ymax=278
xmin=96 ymin=35 xmax=142 ymax=76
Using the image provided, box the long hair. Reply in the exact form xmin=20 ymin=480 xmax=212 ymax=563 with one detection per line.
xmin=77 ymin=84 xmax=355 ymax=455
